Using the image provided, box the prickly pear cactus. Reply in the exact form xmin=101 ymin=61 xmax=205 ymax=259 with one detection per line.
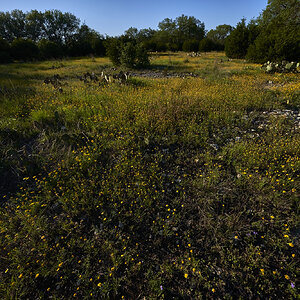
xmin=262 ymin=61 xmax=299 ymax=73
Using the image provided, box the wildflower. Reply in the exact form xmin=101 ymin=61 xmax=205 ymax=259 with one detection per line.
xmin=291 ymin=282 xmax=295 ymax=289
xmin=285 ymin=275 xmax=290 ymax=280
xmin=212 ymin=288 xmax=215 ymax=293
xmin=270 ymin=215 xmax=275 ymax=219
xmin=19 ymin=274 xmax=23 ymax=279
xmin=260 ymin=269 xmax=264 ymax=275
xmin=35 ymin=273 xmax=39 ymax=278
xmin=288 ymin=243 xmax=294 ymax=247
xmin=160 ymin=285 xmax=163 ymax=290
xmin=184 ymin=273 xmax=188 ymax=278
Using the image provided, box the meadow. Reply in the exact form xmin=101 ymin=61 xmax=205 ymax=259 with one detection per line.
xmin=0 ymin=52 xmax=299 ymax=299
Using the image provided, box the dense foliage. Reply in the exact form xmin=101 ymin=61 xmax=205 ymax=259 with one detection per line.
xmin=225 ymin=19 xmax=256 ymax=59
xmin=226 ymin=0 xmax=300 ymax=62
xmin=206 ymin=24 xmax=233 ymax=51
xmin=106 ymin=40 xmax=149 ymax=68
xmin=0 ymin=9 xmax=105 ymax=60
xmin=246 ymin=0 xmax=300 ymax=62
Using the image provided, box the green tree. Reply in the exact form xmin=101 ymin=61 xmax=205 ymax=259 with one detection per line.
xmin=198 ymin=38 xmax=215 ymax=52
xmin=135 ymin=44 xmax=150 ymax=68
xmin=38 ymin=39 xmax=62 ymax=59
xmin=225 ymin=19 xmax=249 ymax=59
xmin=246 ymin=0 xmax=300 ymax=62
xmin=43 ymin=10 xmax=80 ymax=44
xmin=25 ymin=10 xmax=45 ymax=42
xmin=0 ymin=10 xmax=27 ymax=42
xmin=105 ymin=38 xmax=122 ymax=66
xmin=182 ymin=39 xmax=199 ymax=52
xmin=207 ymin=24 xmax=233 ymax=50
xmin=124 ymin=27 xmax=139 ymax=41
xmin=156 ymin=15 xmax=205 ymax=51
xmin=67 ymin=25 xmax=105 ymax=56
xmin=120 ymin=42 xmax=136 ymax=68
xmin=176 ymin=15 xmax=205 ymax=47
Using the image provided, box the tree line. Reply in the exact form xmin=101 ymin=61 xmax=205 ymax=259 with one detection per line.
xmin=0 ymin=9 xmax=106 ymax=63
xmin=0 ymin=0 xmax=299 ymax=66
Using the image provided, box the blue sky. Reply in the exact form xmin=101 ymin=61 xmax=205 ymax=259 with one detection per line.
xmin=1 ymin=0 xmax=268 ymax=36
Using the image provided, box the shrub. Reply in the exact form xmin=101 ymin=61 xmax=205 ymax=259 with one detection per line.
xmin=246 ymin=24 xmax=300 ymax=63
xmin=225 ymin=19 xmax=249 ymax=59
xmin=135 ymin=44 xmax=150 ymax=68
xmin=92 ymin=38 xmax=105 ymax=56
xmin=106 ymin=40 xmax=150 ymax=69
xmin=0 ymin=37 xmax=11 ymax=63
xmin=67 ymin=40 xmax=93 ymax=57
xmin=198 ymin=38 xmax=215 ymax=52
xmin=38 ymin=39 xmax=63 ymax=59
xmin=120 ymin=42 xmax=136 ymax=68
xmin=105 ymin=38 xmax=122 ymax=66
xmin=182 ymin=39 xmax=199 ymax=52
xmin=10 ymin=38 xmax=39 ymax=61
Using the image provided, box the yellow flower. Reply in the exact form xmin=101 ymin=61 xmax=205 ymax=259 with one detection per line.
xmin=18 ymin=274 xmax=23 ymax=279
xmin=285 ymin=275 xmax=290 ymax=280
xmin=35 ymin=273 xmax=39 ymax=278
xmin=212 ymin=288 xmax=215 ymax=293
xmin=98 ymin=282 xmax=102 ymax=287
xmin=260 ymin=269 xmax=264 ymax=275
xmin=184 ymin=273 xmax=188 ymax=278
xmin=270 ymin=215 xmax=275 ymax=219
xmin=288 ymin=243 xmax=294 ymax=247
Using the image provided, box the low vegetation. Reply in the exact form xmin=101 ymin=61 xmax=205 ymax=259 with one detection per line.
xmin=0 ymin=52 xmax=299 ymax=299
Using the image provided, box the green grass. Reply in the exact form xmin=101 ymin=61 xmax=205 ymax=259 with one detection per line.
xmin=0 ymin=53 xmax=299 ymax=299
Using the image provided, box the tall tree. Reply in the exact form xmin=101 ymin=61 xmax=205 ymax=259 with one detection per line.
xmin=157 ymin=15 xmax=205 ymax=51
xmin=207 ymin=24 xmax=233 ymax=49
xmin=247 ymin=0 xmax=300 ymax=62
xmin=225 ymin=19 xmax=250 ymax=59
xmin=43 ymin=10 xmax=80 ymax=44
xmin=25 ymin=10 xmax=45 ymax=42
xmin=0 ymin=10 xmax=27 ymax=42
xmin=176 ymin=15 xmax=205 ymax=44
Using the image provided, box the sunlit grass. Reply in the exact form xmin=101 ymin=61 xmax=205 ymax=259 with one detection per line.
xmin=0 ymin=52 xmax=299 ymax=299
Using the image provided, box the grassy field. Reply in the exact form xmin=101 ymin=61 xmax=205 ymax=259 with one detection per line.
xmin=0 ymin=52 xmax=299 ymax=299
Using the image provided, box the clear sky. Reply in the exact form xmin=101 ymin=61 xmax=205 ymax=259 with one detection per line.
xmin=1 ymin=0 xmax=268 ymax=36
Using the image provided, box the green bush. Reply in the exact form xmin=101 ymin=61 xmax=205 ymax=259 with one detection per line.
xmin=198 ymin=38 xmax=215 ymax=52
xmin=0 ymin=37 xmax=11 ymax=63
xmin=105 ymin=38 xmax=122 ymax=66
xmin=10 ymin=38 xmax=39 ymax=61
xmin=106 ymin=39 xmax=150 ymax=69
xmin=120 ymin=42 xmax=136 ymax=68
xmin=225 ymin=19 xmax=249 ymax=59
xmin=135 ymin=44 xmax=150 ymax=68
xmin=182 ymin=39 xmax=199 ymax=52
xmin=246 ymin=23 xmax=300 ymax=63
xmin=38 ymin=39 xmax=63 ymax=59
